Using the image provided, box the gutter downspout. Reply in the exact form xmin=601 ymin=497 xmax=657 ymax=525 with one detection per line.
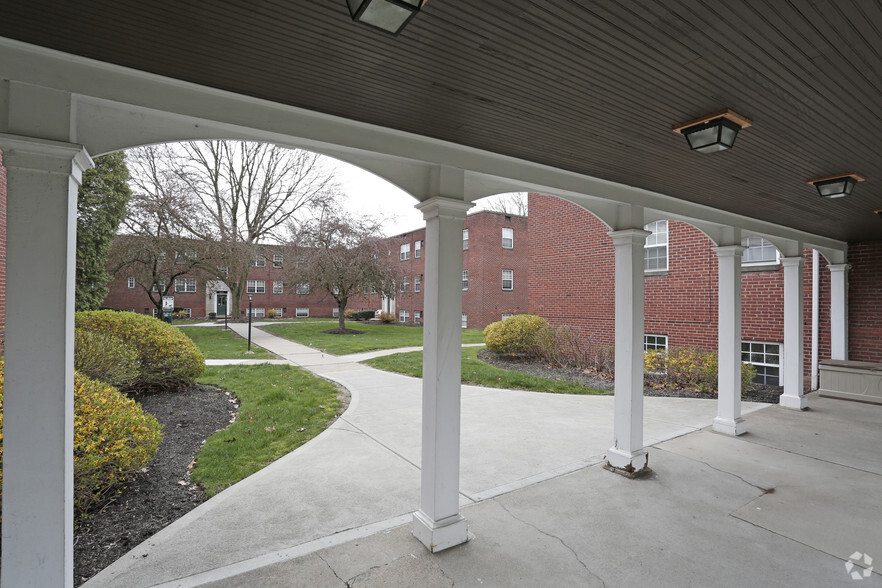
xmin=811 ymin=249 xmax=820 ymax=390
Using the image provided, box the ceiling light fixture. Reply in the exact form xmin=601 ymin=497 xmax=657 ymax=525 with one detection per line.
xmin=347 ymin=0 xmax=428 ymax=35
xmin=808 ymin=173 xmax=865 ymax=199
xmin=672 ymin=109 xmax=752 ymax=153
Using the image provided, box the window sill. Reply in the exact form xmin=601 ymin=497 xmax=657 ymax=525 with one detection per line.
xmin=742 ymin=262 xmax=781 ymax=272
xmin=644 ymin=270 xmax=668 ymax=277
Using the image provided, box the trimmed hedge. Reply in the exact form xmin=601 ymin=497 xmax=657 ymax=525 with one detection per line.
xmin=76 ymin=310 xmax=205 ymax=390
xmin=74 ymin=328 xmax=141 ymax=390
xmin=484 ymin=314 xmax=549 ymax=357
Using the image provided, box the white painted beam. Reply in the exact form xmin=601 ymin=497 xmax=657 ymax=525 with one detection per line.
xmin=780 ymin=257 xmax=807 ymax=410
xmin=829 ymin=264 xmax=851 ymax=361
xmin=713 ymin=246 xmax=747 ymax=435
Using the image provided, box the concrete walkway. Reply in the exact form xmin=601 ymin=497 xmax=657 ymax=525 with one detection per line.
xmin=85 ymin=327 xmax=881 ymax=587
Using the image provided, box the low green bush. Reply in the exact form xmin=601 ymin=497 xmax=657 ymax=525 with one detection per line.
xmin=645 ymin=346 xmax=758 ymax=394
xmin=352 ymin=310 xmax=375 ymax=321
xmin=484 ymin=314 xmax=549 ymax=357
xmin=76 ymin=310 xmax=205 ymax=390
xmin=74 ymin=329 xmax=141 ymax=390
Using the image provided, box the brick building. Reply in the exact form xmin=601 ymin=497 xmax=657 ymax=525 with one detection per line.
xmin=528 ymin=192 xmax=882 ymax=383
xmin=349 ymin=210 xmax=529 ymax=329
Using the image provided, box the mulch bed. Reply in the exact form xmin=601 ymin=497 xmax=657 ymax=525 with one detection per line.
xmin=73 ymin=384 xmax=235 ymax=586
xmin=322 ymin=328 xmax=365 ymax=335
xmin=477 ymin=349 xmax=784 ymax=403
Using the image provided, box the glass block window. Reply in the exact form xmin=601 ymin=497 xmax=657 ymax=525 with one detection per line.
xmin=502 ymin=227 xmax=514 ymax=249
xmin=175 ymin=277 xmax=197 ymax=293
xmin=502 ymin=269 xmax=514 ymax=291
xmin=644 ymin=220 xmax=668 ymax=272
xmin=742 ymin=341 xmax=780 ymax=385
xmin=246 ymin=280 xmax=265 ymax=294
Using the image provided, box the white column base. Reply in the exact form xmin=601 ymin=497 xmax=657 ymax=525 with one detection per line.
xmin=605 ymin=447 xmax=649 ymax=477
xmin=779 ymin=394 xmax=808 ymax=410
xmin=413 ymin=510 xmax=469 ymax=553
xmin=713 ymin=416 xmax=747 ymax=436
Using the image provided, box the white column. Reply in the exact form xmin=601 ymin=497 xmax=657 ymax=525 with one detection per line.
xmin=828 ymin=264 xmax=851 ymax=361
xmin=412 ymin=196 xmax=472 ymax=552
xmin=713 ymin=245 xmax=747 ymax=435
xmin=0 ymin=135 xmax=92 ymax=588
xmin=780 ymin=256 xmax=807 ymax=409
xmin=606 ymin=229 xmax=651 ymax=475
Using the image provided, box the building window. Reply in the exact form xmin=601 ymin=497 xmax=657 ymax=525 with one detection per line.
xmin=371 ymin=285 xmax=378 ymax=294
xmin=644 ymin=220 xmax=668 ymax=272
xmin=175 ymin=249 xmax=195 ymax=264
xmin=399 ymin=309 xmax=410 ymax=323
xmin=152 ymin=282 xmax=160 ymax=292
xmin=414 ymin=311 xmax=422 ymax=325
xmin=127 ymin=276 xmax=135 ymax=289
xmin=644 ymin=334 xmax=668 ymax=352
xmin=502 ymin=227 xmax=514 ymax=249
xmin=247 ymin=307 xmax=265 ymax=318
xmin=461 ymin=313 xmax=468 ymax=328
xmin=502 ymin=269 xmax=514 ymax=291
xmin=179 ymin=308 xmax=192 ymax=319
xmin=502 ymin=313 xmax=514 ymax=320
xmin=254 ymin=255 xmax=266 ymax=267
xmin=296 ymin=307 xmax=309 ymax=318
xmin=400 ymin=243 xmax=410 ymax=261
xmin=414 ymin=274 xmax=421 ymax=293
xmin=462 ymin=229 xmax=469 ymax=250
xmin=217 ymin=265 xmax=228 ymax=278
xmin=273 ymin=280 xmax=284 ymax=294
xmin=273 ymin=254 xmax=283 ymax=268
xmin=462 ymin=270 xmax=469 ymax=291
xmin=332 ymin=307 xmax=340 ymax=318
xmin=415 ymin=240 xmax=422 ymax=258
xmin=296 ymin=283 xmax=310 ymax=295
xmin=246 ymin=280 xmax=266 ymax=294
xmin=401 ymin=276 xmax=410 ymax=292
xmin=273 ymin=307 xmax=284 ymax=318
xmin=152 ymin=308 xmax=158 ymax=318
xmin=742 ymin=341 xmax=780 ymax=385
xmin=157 ymin=251 xmax=167 ymax=264
xmin=175 ymin=277 xmax=197 ymax=293
xmin=742 ymin=237 xmax=779 ymax=265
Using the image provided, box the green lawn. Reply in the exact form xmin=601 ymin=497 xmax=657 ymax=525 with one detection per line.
xmin=192 ymin=364 xmax=343 ymax=496
xmin=363 ymin=347 xmax=610 ymax=395
xmin=262 ymin=321 xmax=485 ymax=355
xmin=179 ymin=326 xmax=275 ymax=359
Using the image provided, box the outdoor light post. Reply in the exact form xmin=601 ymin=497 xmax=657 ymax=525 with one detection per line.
xmin=248 ymin=294 xmax=253 ymax=352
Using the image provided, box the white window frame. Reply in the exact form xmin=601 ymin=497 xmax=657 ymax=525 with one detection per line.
xmin=254 ymin=255 xmax=266 ymax=268
xmin=295 ymin=307 xmax=309 ymax=318
xmin=742 ymin=341 xmax=781 ymax=385
xmin=414 ymin=310 xmax=422 ymax=325
xmin=462 ymin=270 xmax=469 ymax=291
xmin=248 ymin=307 xmax=265 ymax=318
xmin=127 ymin=276 xmax=135 ymax=289
xmin=414 ymin=274 xmax=421 ymax=293
xmin=502 ymin=269 xmax=514 ymax=291
xmin=502 ymin=313 xmax=514 ymax=320
xmin=644 ymin=334 xmax=668 ymax=352
xmin=179 ymin=308 xmax=192 ymax=319
xmin=400 ymin=243 xmax=410 ymax=261
xmin=401 ymin=275 xmax=410 ymax=292
xmin=273 ymin=307 xmax=284 ymax=318
xmin=741 ymin=237 xmax=780 ymax=267
xmin=273 ymin=254 xmax=283 ymax=269
xmin=175 ymin=277 xmax=197 ymax=293
xmin=332 ymin=307 xmax=340 ymax=318
xmin=461 ymin=313 xmax=468 ymax=328
xmin=399 ymin=309 xmax=410 ymax=323
xmin=415 ymin=240 xmax=422 ymax=258
xmin=502 ymin=227 xmax=514 ymax=249
xmin=152 ymin=308 xmax=159 ymax=318
xmin=462 ymin=229 xmax=469 ymax=250
xmin=296 ymin=283 xmax=310 ymax=295
xmin=644 ymin=220 xmax=669 ymax=273
xmin=246 ymin=280 xmax=266 ymax=294
xmin=273 ymin=280 xmax=284 ymax=294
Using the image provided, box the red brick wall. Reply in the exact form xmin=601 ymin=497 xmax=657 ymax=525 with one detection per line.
xmin=848 ymin=241 xmax=882 ymax=362
xmin=0 ymin=150 xmax=6 ymax=353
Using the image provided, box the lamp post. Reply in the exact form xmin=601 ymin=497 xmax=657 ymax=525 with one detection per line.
xmin=247 ymin=294 xmax=253 ymax=353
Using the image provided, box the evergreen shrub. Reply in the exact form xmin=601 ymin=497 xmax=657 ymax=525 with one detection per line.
xmin=74 ymin=329 xmax=141 ymax=390
xmin=484 ymin=314 xmax=549 ymax=357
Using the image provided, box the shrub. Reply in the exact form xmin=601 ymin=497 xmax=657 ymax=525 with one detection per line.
xmin=344 ymin=309 xmax=356 ymax=319
xmin=74 ymin=329 xmax=141 ymax=389
xmin=208 ymin=312 xmax=217 ymax=320
xmin=377 ymin=311 xmax=396 ymax=324
xmin=351 ymin=310 xmax=375 ymax=321
xmin=266 ymin=309 xmax=278 ymax=319
xmin=484 ymin=314 xmax=549 ymax=357
xmin=76 ymin=310 xmax=205 ymax=390
xmin=644 ymin=346 xmax=758 ymax=394
xmin=0 ymin=366 xmax=163 ymax=521
xmin=532 ymin=325 xmax=615 ymax=376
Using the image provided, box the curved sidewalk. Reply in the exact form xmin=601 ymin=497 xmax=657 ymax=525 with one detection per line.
xmin=86 ymin=326 xmax=770 ymax=587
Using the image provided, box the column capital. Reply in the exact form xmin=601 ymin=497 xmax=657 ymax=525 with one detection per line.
xmin=781 ymin=256 xmax=805 ymax=268
xmin=0 ymin=133 xmax=92 ymax=180
xmin=828 ymin=263 xmax=852 ymax=274
xmin=714 ymin=245 xmax=747 ymax=258
xmin=415 ymin=196 xmax=473 ymax=221
xmin=608 ymin=228 xmax=651 ymax=246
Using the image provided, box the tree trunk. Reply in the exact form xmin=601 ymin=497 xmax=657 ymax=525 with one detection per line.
xmin=338 ymin=301 xmax=346 ymax=330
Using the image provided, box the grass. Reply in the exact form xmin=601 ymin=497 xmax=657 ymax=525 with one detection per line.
xmin=363 ymin=347 xmax=610 ymax=395
xmin=179 ymin=326 xmax=275 ymax=359
xmin=192 ymin=364 xmax=343 ymax=496
xmin=262 ymin=321 xmax=485 ymax=355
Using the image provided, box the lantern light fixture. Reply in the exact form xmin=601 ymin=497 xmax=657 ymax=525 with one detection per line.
xmin=808 ymin=173 xmax=865 ymax=199
xmin=347 ymin=0 xmax=428 ymax=35
xmin=672 ymin=109 xmax=752 ymax=153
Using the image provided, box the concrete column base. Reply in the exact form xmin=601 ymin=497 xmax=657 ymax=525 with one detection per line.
xmin=713 ymin=416 xmax=747 ymax=436
xmin=605 ymin=447 xmax=649 ymax=477
xmin=413 ymin=510 xmax=469 ymax=553
xmin=780 ymin=394 xmax=808 ymax=410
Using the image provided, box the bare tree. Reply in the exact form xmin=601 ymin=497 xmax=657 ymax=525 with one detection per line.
xmin=477 ymin=192 xmax=528 ymax=216
xmin=124 ymin=141 xmax=340 ymax=318
xmin=288 ymin=208 xmax=399 ymax=332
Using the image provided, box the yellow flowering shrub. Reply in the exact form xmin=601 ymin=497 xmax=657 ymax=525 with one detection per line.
xmin=484 ymin=314 xmax=549 ymax=357
xmin=74 ymin=328 xmax=141 ymax=389
xmin=645 ymin=346 xmax=757 ymax=394
xmin=76 ymin=310 xmax=205 ymax=390
xmin=0 ymin=365 xmax=163 ymax=521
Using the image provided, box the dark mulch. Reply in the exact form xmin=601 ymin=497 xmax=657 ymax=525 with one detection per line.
xmin=73 ymin=384 xmax=235 ymax=587
xmin=477 ymin=350 xmax=784 ymax=403
xmin=322 ymin=328 xmax=365 ymax=335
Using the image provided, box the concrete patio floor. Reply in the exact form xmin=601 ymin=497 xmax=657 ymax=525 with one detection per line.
xmin=85 ymin=327 xmax=881 ymax=587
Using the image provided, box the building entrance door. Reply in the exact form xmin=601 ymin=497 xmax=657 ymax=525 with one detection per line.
xmin=216 ymin=292 xmax=228 ymax=316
